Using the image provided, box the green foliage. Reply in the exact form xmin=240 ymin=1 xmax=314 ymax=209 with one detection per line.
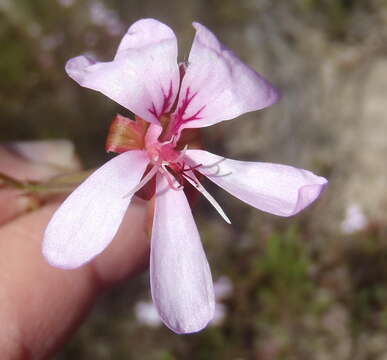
xmin=256 ymin=227 xmax=315 ymax=317
xmin=345 ymin=226 xmax=387 ymax=334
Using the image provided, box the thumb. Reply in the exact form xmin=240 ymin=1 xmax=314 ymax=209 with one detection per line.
xmin=0 ymin=197 xmax=149 ymax=359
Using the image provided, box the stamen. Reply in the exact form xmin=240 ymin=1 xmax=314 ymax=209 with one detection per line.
xmin=194 ymin=157 xmax=232 ymax=177
xmin=161 ymin=164 xmax=182 ymax=191
xmin=183 ymin=172 xmax=231 ymax=224
xmin=199 ymin=157 xmax=227 ymax=169
xmin=182 ymin=163 xmax=202 ymax=172
xmin=123 ymin=165 xmax=159 ymax=198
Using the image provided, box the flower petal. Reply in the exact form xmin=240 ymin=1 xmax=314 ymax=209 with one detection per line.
xmin=150 ymin=175 xmax=215 ymax=333
xmin=43 ymin=150 xmax=149 ymax=269
xmin=172 ymin=22 xmax=279 ymax=131
xmin=66 ymin=19 xmax=179 ymax=124
xmin=186 ymin=150 xmax=327 ymax=217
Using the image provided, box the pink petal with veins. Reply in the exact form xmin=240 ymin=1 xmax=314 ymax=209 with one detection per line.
xmin=150 ymin=175 xmax=215 ymax=333
xmin=65 ymin=19 xmax=179 ymax=124
xmin=171 ymin=22 xmax=279 ymax=132
xmin=186 ymin=150 xmax=327 ymax=217
xmin=43 ymin=150 xmax=149 ymax=269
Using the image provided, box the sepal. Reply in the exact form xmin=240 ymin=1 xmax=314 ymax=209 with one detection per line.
xmin=105 ymin=115 xmax=149 ymax=153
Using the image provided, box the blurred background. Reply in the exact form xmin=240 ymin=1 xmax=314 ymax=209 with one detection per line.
xmin=1 ymin=0 xmax=387 ymax=359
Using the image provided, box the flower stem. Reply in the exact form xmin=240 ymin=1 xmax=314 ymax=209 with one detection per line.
xmin=0 ymin=170 xmax=93 ymax=195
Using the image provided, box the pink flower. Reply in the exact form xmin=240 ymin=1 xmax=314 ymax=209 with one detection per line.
xmin=42 ymin=19 xmax=327 ymax=333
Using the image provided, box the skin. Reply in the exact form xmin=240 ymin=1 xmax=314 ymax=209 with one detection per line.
xmin=0 ymin=144 xmax=150 ymax=359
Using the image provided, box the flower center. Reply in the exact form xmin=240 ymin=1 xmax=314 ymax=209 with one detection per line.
xmin=147 ymin=142 xmax=180 ymax=165
xmin=146 ymin=140 xmax=193 ymax=191
xmin=105 ymin=114 xmax=230 ymax=223
xmin=119 ymin=120 xmax=230 ymax=223
xmin=145 ymin=123 xmax=188 ymax=170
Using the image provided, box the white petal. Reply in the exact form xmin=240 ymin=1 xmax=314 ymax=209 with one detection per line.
xmin=66 ymin=19 xmax=179 ymax=124
xmin=150 ymin=175 xmax=215 ymax=333
xmin=43 ymin=150 xmax=149 ymax=269
xmin=186 ymin=150 xmax=328 ymax=217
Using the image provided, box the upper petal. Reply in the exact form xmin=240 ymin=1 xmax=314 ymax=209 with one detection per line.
xmin=150 ymin=175 xmax=215 ymax=333
xmin=171 ymin=22 xmax=279 ymax=131
xmin=186 ymin=150 xmax=327 ymax=217
xmin=43 ymin=150 xmax=149 ymax=269
xmin=66 ymin=19 xmax=179 ymax=124
xmin=114 ymin=18 xmax=176 ymax=60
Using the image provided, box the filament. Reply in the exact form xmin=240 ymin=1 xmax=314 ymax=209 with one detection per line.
xmin=123 ymin=165 xmax=159 ymax=198
xmin=183 ymin=172 xmax=231 ymax=224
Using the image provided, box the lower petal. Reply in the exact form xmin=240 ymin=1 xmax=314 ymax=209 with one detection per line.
xmin=150 ymin=175 xmax=215 ymax=333
xmin=186 ymin=150 xmax=327 ymax=217
xmin=43 ymin=150 xmax=149 ymax=269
